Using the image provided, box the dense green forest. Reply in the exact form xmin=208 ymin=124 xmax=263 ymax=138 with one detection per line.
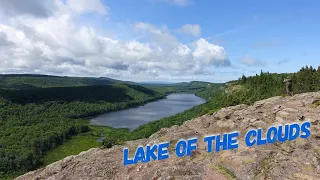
xmin=1 ymin=65 xmax=320 ymax=179
xmin=0 ymin=83 xmax=164 ymax=179
xmin=144 ymin=81 xmax=223 ymax=95
xmin=0 ymin=76 xmax=218 ymax=179
xmin=0 ymin=74 xmax=134 ymax=89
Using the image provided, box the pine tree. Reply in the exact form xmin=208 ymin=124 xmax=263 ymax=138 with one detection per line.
xmin=241 ymin=75 xmax=247 ymax=84
xmin=310 ymin=65 xmax=316 ymax=72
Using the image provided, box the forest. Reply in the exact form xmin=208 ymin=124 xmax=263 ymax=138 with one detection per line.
xmin=1 ymin=65 xmax=320 ymax=179
xmin=0 ymin=82 xmax=164 ymax=179
xmin=0 ymin=75 xmax=216 ymax=179
xmin=144 ymin=81 xmax=223 ymax=95
xmin=0 ymin=74 xmax=134 ymax=89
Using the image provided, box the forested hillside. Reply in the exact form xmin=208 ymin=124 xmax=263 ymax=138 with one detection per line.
xmin=0 ymin=83 xmax=164 ymax=179
xmin=0 ymin=74 xmax=134 ymax=89
xmin=145 ymin=81 xmax=223 ymax=95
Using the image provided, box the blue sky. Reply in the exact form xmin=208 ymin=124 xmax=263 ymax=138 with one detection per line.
xmin=0 ymin=0 xmax=319 ymax=82
xmin=105 ymin=0 xmax=320 ymax=71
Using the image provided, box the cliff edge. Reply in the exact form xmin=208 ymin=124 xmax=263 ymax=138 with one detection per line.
xmin=17 ymin=92 xmax=320 ymax=180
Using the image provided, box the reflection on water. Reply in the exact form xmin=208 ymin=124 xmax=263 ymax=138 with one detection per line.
xmin=90 ymin=93 xmax=205 ymax=130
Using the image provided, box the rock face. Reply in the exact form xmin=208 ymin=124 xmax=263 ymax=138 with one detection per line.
xmin=17 ymin=92 xmax=320 ymax=180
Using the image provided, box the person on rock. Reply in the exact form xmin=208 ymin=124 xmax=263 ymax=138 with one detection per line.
xmin=283 ymin=77 xmax=293 ymax=96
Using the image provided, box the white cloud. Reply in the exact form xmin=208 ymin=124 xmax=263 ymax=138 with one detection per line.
xmin=193 ymin=38 xmax=230 ymax=66
xmin=177 ymin=24 xmax=201 ymax=37
xmin=0 ymin=0 xmax=231 ymax=82
xmin=241 ymin=54 xmax=266 ymax=67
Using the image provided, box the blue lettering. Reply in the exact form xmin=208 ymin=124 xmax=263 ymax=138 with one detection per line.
xmin=215 ymin=134 xmax=228 ymax=152
xmin=278 ymin=124 xmax=289 ymax=142
xmin=123 ymin=148 xmax=135 ymax=166
xmin=228 ymin=132 xmax=239 ymax=150
xmin=289 ymin=123 xmax=300 ymax=141
xmin=267 ymin=126 xmax=277 ymax=144
xmin=204 ymin=135 xmax=216 ymax=153
xmin=145 ymin=144 xmax=158 ymax=162
xmin=187 ymin=138 xmax=198 ymax=156
xmin=245 ymin=129 xmax=257 ymax=147
xmin=133 ymin=146 xmax=146 ymax=164
xmin=158 ymin=142 xmax=169 ymax=160
xmin=175 ymin=139 xmax=187 ymax=157
xmin=300 ymin=121 xmax=311 ymax=139
xmin=257 ymin=128 xmax=267 ymax=146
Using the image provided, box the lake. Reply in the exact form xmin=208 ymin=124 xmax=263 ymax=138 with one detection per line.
xmin=90 ymin=93 xmax=206 ymax=130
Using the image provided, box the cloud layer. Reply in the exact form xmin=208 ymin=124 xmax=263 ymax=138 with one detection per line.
xmin=0 ymin=0 xmax=230 ymax=81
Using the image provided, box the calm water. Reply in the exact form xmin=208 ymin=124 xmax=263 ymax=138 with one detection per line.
xmin=90 ymin=93 xmax=205 ymax=130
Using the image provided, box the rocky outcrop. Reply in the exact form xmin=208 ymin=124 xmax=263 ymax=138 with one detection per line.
xmin=17 ymin=92 xmax=320 ymax=180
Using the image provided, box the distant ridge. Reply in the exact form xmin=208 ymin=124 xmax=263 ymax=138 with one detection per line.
xmin=0 ymin=74 xmax=136 ymax=89
xmin=137 ymin=81 xmax=176 ymax=85
xmin=0 ymin=74 xmax=60 ymax=77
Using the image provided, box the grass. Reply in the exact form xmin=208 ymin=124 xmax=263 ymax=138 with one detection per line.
xmin=168 ymin=139 xmax=179 ymax=152
xmin=41 ymin=133 xmax=101 ymax=166
xmin=40 ymin=124 xmax=130 ymax=166
xmin=311 ymin=98 xmax=320 ymax=108
xmin=214 ymin=165 xmax=237 ymax=180
xmin=242 ymin=157 xmax=255 ymax=164
xmin=0 ymin=171 xmax=25 ymax=180
xmin=207 ymin=108 xmax=219 ymax=115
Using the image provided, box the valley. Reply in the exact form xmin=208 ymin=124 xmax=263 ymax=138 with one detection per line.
xmin=0 ymin=75 xmax=216 ymax=179
xmin=1 ymin=65 xmax=320 ymax=179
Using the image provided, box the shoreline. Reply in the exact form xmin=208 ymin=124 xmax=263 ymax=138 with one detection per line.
xmin=88 ymin=93 xmax=206 ymax=130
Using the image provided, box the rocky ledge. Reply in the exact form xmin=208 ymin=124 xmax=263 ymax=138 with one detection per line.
xmin=17 ymin=92 xmax=320 ymax=180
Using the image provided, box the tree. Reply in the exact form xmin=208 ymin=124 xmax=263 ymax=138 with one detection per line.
xmin=102 ymin=139 xmax=116 ymax=148
xmin=241 ymin=75 xmax=247 ymax=84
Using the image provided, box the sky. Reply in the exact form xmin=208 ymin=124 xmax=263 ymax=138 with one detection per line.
xmin=0 ymin=0 xmax=319 ymax=83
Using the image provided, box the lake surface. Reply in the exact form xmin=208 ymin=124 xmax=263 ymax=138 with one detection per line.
xmin=90 ymin=93 xmax=206 ymax=130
